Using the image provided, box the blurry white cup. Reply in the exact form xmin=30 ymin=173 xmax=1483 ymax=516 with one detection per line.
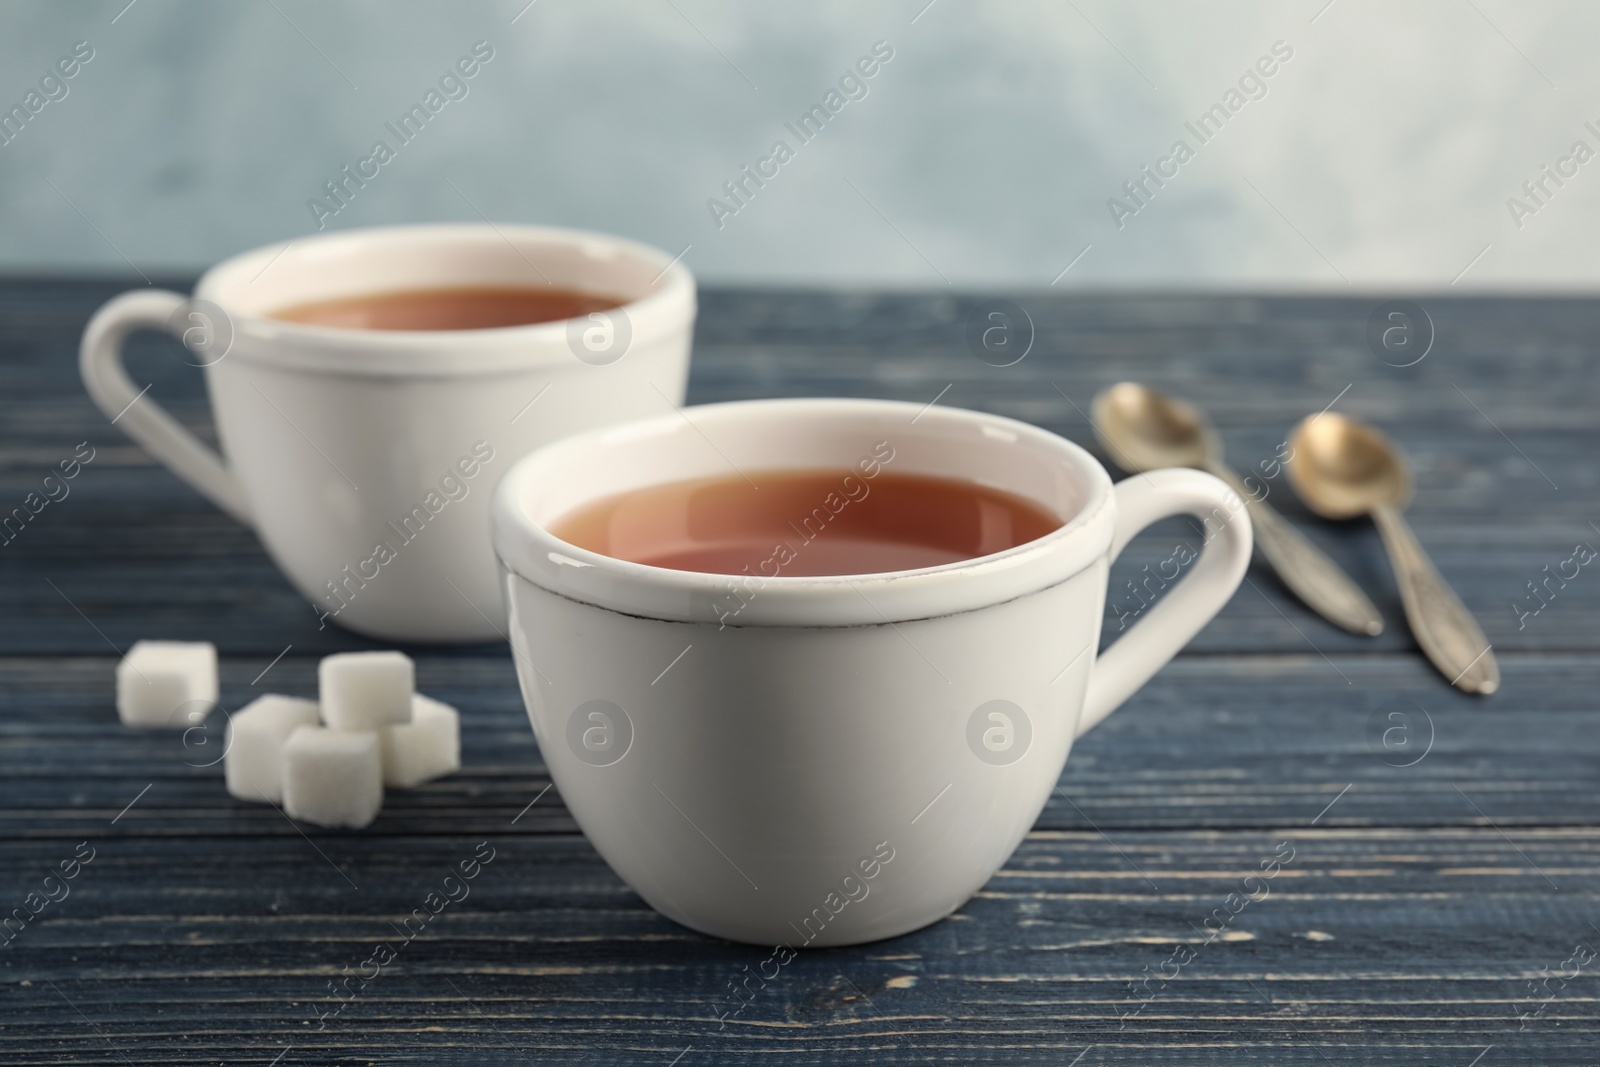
xmin=80 ymin=224 xmax=695 ymax=642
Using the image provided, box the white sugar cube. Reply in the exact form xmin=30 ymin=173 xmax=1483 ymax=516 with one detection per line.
xmin=380 ymin=694 xmax=461 ymax=788
xmin=282 ymin=726 xmax=383 ymax=829
xmin=115 ymin=640 xmax=218 ymax=727
xmin=224 ymin=695 xmax=320 ymax=803
xmin=319 ymin=651 xmax=413 ymax=731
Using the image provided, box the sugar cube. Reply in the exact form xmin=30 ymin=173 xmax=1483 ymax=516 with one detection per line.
xmin=380 ymin=694 xmax=461 ymax=788
xmin=282 ymin=726 xmax=383 ymax=829
xmin=224 ymin=695 xmax=320 ymax=803
xmin=319 ymin=651 xmax=413 ymax=731
xmin=116 ymin=640 xmax=218 ymax=727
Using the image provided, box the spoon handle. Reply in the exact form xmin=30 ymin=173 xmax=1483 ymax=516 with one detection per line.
xmin=1371 ymin=503 xmax=1499 ymax=695
xmin=1206 ymin=464 xmax=1385 ymax=636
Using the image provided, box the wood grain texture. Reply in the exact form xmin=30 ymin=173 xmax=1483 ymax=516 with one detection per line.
xmin=1 ymin=282 xmax=1597 ymax=1064
xmin=1 ymin=653 xmax=1598 ymax=842
xmin=3 ymin=833 xmax=1598 ymax=1065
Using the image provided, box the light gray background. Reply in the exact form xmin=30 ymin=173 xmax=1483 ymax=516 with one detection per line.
xmin=0 ymin=0 xmax=1592 ymax=288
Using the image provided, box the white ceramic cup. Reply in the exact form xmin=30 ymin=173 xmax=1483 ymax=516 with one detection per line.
xmin=80 ymin=224 xmax=695 ymax=643
xmin=492 ymin=397 xmax=1252 ymax=946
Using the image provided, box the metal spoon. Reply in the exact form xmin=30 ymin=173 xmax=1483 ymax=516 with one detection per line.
xmin=1286 ymin=412 xmax=1498 ymax=696
xmin=1092 ymin=382 xmax=1384 ymax=636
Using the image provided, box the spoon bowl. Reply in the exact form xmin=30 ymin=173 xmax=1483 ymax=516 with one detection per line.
xmin=1287 ymin=413 xmax=1412 ymax=518
xmin=1093 ymin=381 xmax=1217 ymax=472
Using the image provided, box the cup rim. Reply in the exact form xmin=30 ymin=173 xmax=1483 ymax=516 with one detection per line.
xmin=491 ymin=398 xmax=1116 ymax=627
xmin=191 ymin=223 xmax=696 ymax=377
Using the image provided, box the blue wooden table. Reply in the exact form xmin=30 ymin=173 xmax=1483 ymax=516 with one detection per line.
xmin=2 ymin=281 xmax=1598 ymax=1064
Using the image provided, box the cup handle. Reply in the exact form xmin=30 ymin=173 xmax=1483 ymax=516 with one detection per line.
xmin=79 ymin=290 xmax=253 ymax=526
xmin=1077 ymin=468 xmax=1252 ymax=737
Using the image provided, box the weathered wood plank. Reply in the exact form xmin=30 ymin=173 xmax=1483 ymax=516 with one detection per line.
xmin=1 ymin=831 xmax=1596 ymax=1065
xmin=2 ymin=653 xmax=1595 ymax=841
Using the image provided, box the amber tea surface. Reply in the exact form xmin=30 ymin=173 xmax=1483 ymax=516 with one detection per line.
xmin=271 ymin=285 xmax=624 ymax=332
xmin=550 ymin=468 xmax=1063 ymax=577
